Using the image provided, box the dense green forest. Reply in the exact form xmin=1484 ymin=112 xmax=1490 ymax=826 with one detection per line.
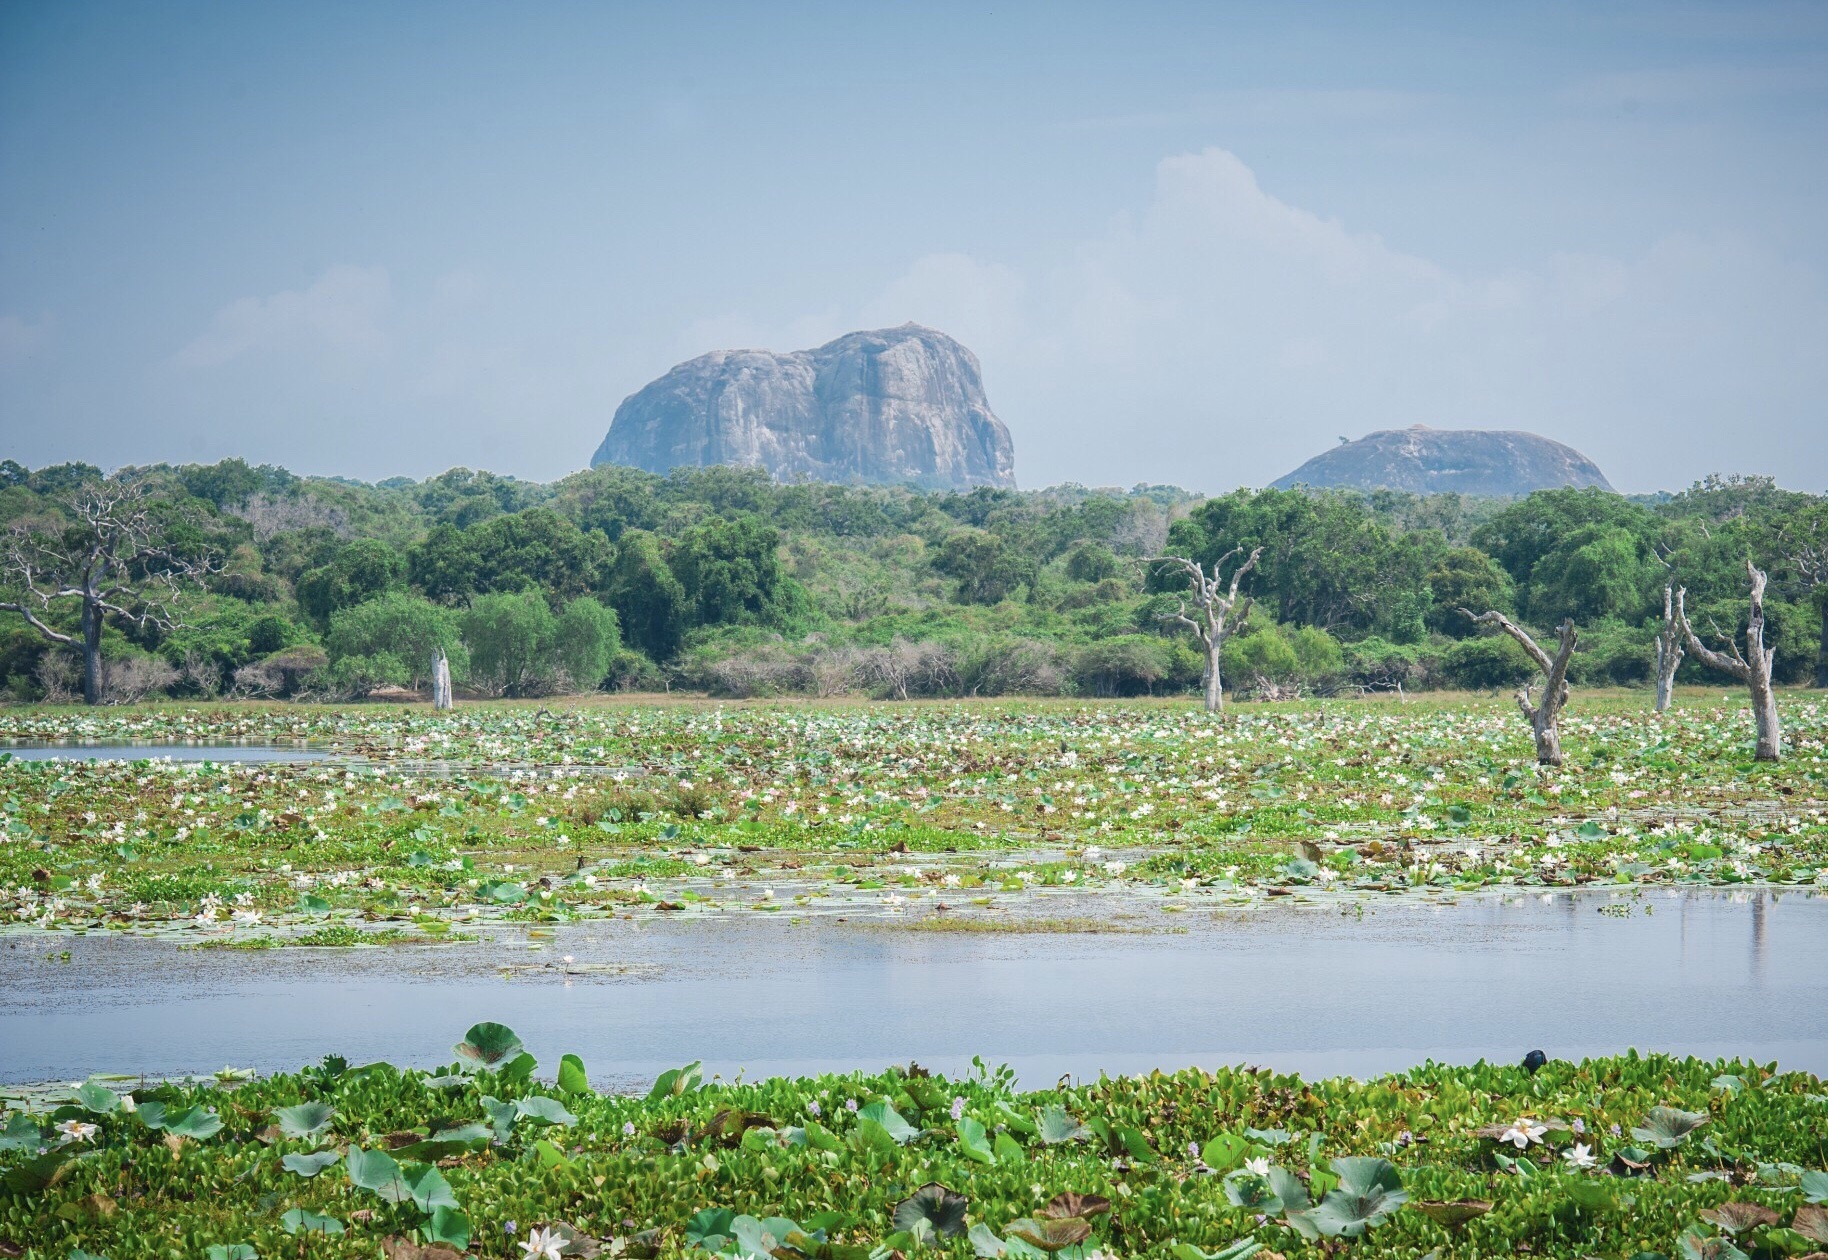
xmin=1 ymin=456 xmax=1824 ymax=703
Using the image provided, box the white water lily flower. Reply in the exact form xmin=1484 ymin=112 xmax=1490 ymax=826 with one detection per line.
xmin=1562 ymin=1142 xmax=1597 ymax=1169
xmin=520 ymin=1226 xmax=564 ymax=1260
xmin=1244 ymin=1156 xmax=1271 ymax=1176
xmin=56 ymin=1119 xmax=97 ymax=1144
xmin=1500 ymin=1117 xmax=1548 ymax=1148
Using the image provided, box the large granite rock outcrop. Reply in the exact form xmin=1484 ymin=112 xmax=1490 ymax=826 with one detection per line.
xmin=593 ymin=325 xmax=1015 ymax=488
xmin=1270 ymin=425 xmax=1612 ymax=496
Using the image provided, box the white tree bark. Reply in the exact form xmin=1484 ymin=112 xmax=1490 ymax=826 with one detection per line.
xmin=1152 ymin=547 xmax=1263 ymax=717
xmin=431 ymin=648 xmax=453 ymax=710
xmin=1461 ymin=609 xmax=1578 ymax=767
xmin=1676 ymin=560 xmax=1782 ymax=762
xmin=1654 ymin=585 xmax=1684 ymax=714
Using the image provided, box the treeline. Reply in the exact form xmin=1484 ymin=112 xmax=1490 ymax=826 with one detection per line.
xmin=0 ymin=456 xmax=1823 ymax=703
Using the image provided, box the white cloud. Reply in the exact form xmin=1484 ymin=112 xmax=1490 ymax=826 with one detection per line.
xmin=829 ymin=148 xmax=1828 ymax=490
xmin=173 ymin=265 xmax=392 ymax=369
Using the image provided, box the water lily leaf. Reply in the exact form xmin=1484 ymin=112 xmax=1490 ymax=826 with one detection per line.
xmin=1632 ymin=1106 xmax=1709 ymax=1149
xmin=1006 ymin=1218 xmax=1091 ymax=1253
xmin=969 ymin=1223 xmax=1007 ymax=1258
xmin=1676 ymin=1233 xmax=1749 ymax=1260
xmin=857 ymin=1101 xmax=918 ymax=1144
xmin=1039 ymin=1193 xmax=1110 ymax=1221
xmin=1803 ymin=1171 xmax=1828 ymax=1204
xmin=453 ymin=1021 xmax=524 ymax=1069
xmin=1221 ymin=1169 xmax=1281 ymax=1212
xmin=893 ymin=1182 xmax=969 ymax=1239
xmin=1566 ymin=1179 xmax=1632 ymax=1211
xmin=685 ymin=1207 xmax=737 ymax=1250
xmin=1411 ymin=1199 xmax=1492 ymax=1228
xmin=1199 ymin=1133 xmax=1247 ymax=1171
xmin=1699 ymin=1203 xmax=1782 ymax=1234
xmin=1169 ymin=1243 xmax=1261 ymax=1260
xmin=994 ymin=1131 xmax=1025 ymax=1165
xmin=397 ymin=1161 xmax=458 ymax=1212
xmin=345 ymin=1146 xmax=408 ymax=1199
xmin=1267 ymin=1166 xmax=1310 ymax=1214
xmin=956 ymin=1116 xmax=996 ymax=1165
xmin=648 ymin=1061 xmax=703 ymax=1100
xmin=0 ymin=1112 xmax=41 ymax=1150
xmin=281 ymin=1149 xmax=342 ymax=1178
xmin=852 ymin=1117 xmax=900 ymax=1158
xmin=425 ymin=1206 xmax=472 ymax=1248
xmin=558 ymin=1053 xmax=590 ymax=1095
xmin=73 ymin=1081 xmax=121 ymax=1115
xmin=204 ymin=1246 xmax=256 ymax=1260
xmin=749 ymin=1215 xmax=807 ymax=1256
xmin=274 ymin=1101 xmax=335 ymax=1140
xmin=161 ymin=1105 xmax=223 ymax=1141
xmin=281 ymin=1207 xmax=344 ymax=1235
xmin=1296 ymin=1156 xmax=1407 ymax=1238
xmin=391 ymin=1122 xmax=492 ymax=1161
xmin=1793 ymin=1203 xmax=1828 ymax=1243
xmin=515 ymin=1096 xmax=577 ymax=1127
xmin=1035 ymin=1106 xmax=1089 ymax=1145
xmin=1243 ymin=1127 xmax=1292 ymax=1146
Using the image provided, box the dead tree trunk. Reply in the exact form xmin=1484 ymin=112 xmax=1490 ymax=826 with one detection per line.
xmin=1461 ymin=609 xmax=1578 ymax=766
xmin=1152 ymin=547 xmax=1263 ymax=717
xmin=431 ymin=648 xmax=453 ymax=710
xmin=1676 ymin=560 xmax=1782 ymax=762
xmin=1654 ymin=585 xmax=1684 ymax=714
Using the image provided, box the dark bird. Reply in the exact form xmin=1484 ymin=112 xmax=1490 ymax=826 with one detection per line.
xmin=1522 ymin=1050 xmax=1548 ymax=1074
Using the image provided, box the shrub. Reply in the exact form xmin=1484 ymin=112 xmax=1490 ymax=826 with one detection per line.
xmin=1442 ymin=634 xmax=1537 ymax=690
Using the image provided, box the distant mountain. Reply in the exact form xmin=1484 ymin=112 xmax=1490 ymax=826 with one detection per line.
xmin=1270 ymin=425 xmax=1612 ymax=496
xmin=592 ymin=324 xmax=1015 ymax=489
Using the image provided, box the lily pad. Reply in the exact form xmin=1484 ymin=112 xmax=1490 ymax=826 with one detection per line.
xmin=1035 ymin=1105 xmax=1089 ymax=1145
xmin=1698 ymin=1203 xmax=1782 ymax=1234
xmin=892 ymin=1182 xmax=969 ymax=1239
xmin=274 ymin=1101 xmax=335 ymax=1140
xmin=1632 ymin=1106 xmax=1709 ymax=1149
xmin=281 ymin=1149 xmax=343 ymax=1178
xmin=1039 ymin=1193 xmax=1110 ymax=1221
xmin=1006 ymin=1217 xmax=1092 ymax=1252
xmin=453 ymin=1021 xmax=524 ymax=1070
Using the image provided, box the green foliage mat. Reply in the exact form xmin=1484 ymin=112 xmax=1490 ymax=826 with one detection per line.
xmin=3 ymin=1023 xmax=1826 ymax=1259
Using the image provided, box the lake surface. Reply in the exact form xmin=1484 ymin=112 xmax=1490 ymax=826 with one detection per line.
xmin=0 ymin=742 xmax=332 ymax=763
xmin=2 ymin=889 xmax=1823 ymax=1089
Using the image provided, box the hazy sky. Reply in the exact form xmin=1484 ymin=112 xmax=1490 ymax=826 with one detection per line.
xmin=3 ymin=2 xmax=1826 ymax=493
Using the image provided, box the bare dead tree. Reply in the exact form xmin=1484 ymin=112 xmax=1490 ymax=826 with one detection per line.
xmin=1676 ymin=560 xmax=1783 ymax=762
xmin=1654 ymin=585 xmax=1684 ymax=714
xmin=431 ymin=647 xmax=454 ymax=710
xmin=1151 ymin=547 xmax=1263 ymax=716
xmin=1460 ymin=609 xmax=1578 ymax=766
xmin=0 ymin=477 xmax=223 ymax=705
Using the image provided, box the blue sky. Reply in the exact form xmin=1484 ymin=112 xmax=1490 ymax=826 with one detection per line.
xmin=2 ymin=1 xmax=1825 ymax=492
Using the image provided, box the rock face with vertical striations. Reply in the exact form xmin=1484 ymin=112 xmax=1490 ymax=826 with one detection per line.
xmin=1270 ymin=425 xmax=1612 ymax=496
xmin=592 ymin=324 xmax=1016 ymax=489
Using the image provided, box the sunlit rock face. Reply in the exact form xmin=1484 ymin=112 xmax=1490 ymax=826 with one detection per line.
xmin=1271 ymin=425 xmax=1612 ymax=496
xmin=592 ymin=324 xmax=1016 ymax=489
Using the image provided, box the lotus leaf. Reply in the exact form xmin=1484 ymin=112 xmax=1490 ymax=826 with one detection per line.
xmin=858 ymin=1100 xmax=918 ymax=1144
xmin=516 ymin=1095 xmax=578 ymax=1126
xmin=2 ymin=1147 xmax=73 ymax=1194
xmin=345 ymin=1146 xmax=408 ymax=1199
xmin=970 ymin=1223 xmax=1008 ymax=1258
xmin=204 ymin=1246 xmax=256 ymax=1260
xmin=273 ymin=1101 xmax=335 ymax=1139
xmin=453 ymin=1021 xmax=525 ymax=1069
xmin=1199 ymin=1133 xmax=1248 ymax=1171
xmin=649 ymin=1061 xmax=704 ymax=1100
xmin=1006 ymin=1217 xmax=1092 ymax=1253
xmin=73 ymin=1081 xmax=121 ymax=1115
xmin=1292 ymin=1156 xmax=1407 ymax=1239
xmin=1035 ymin=1106 xmax=1089 ymax=1145
xmin=280 ymin=1149 xmax=342 ymax=1177
xmin=558 ymin=1052 xmax=590 ymax=1095
xmin=1039 ymin=1193 xmax=1110 ymax=1221
xmin=1804 ymin=1170 xmax=1828 ymax=1204
xmin=1699 ymin=1202 xmax=1782 ymax=1233
xmin=1632 ymin=1106 xmax=1710 ymax=1149
xmin=1676 ymin=1233 xmax=1749 ymax=1260
xmin=280 ymin=1207 xmax=344 ymax=1235
xmin=1794 ymin=1203 xmax=1828 ymax=1243
xmin=0 ymin=1112 xmax=41 ymax=1150
xmin=733 ymin=1213 xmax=802 ymax=1256
xmin=686 ymin=1207 xmax=738 ymax=1251
xmin=956 ymin=1116 xmax=996 ymax=1165
xmin=892 ymin=1182 xmax=969 ymax=1240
